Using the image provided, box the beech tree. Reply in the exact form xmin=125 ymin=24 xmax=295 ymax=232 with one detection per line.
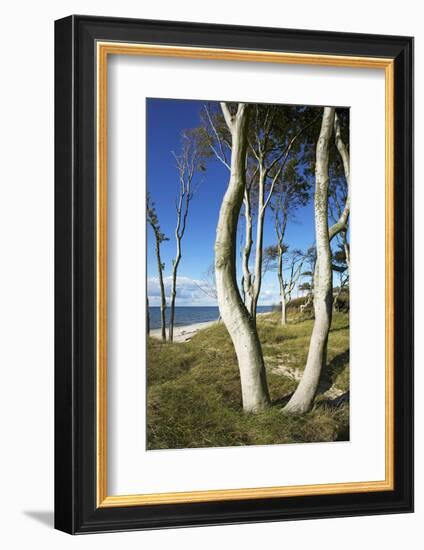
xmin=204 ymin=103 xmax=319 ymax=319
xmin=241 ymin=163 xmax=259 ymax=314
xmin=245 ymin=107 xmax=320 ymax=319
xmin=329 ymin=112 xmax=351 ymax=309
xmin=329 ymin=111 xmax=350 ymax=241
xmin=284 ymin=107 xmax=335 ymax=413
xmin=168 ymin=132 xmax=203 ymax=342
xmin=328 ymin=124 xmax=350 ymax=305
xmin=202 ymin=104 xmax=257 ymax=314
xmin=270 ymin=159 xmax=310 ymax=324
xmin=147 ymin=193 xmax=168 ymax=341
xmin=264 ymin=245 xmax=304 ymax=324
xmin=285 ymin=108 xmax=350 ymax=413
xmin=214 ymin=102 xmax=270 ymax=412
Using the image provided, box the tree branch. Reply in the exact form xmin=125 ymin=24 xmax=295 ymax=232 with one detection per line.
xmin=220 ymin=102 xmax=233 ymax=130
xmin=262 ymin=113 xmax=321 ymax=213
xmin=329 ymin=112 xmax=350 ymax=241
xmin=204 ymin=104 xmax=231 ymax=170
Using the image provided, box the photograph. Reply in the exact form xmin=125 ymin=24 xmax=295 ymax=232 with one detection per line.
xmin=52 ymin=13 xmax=413 ymax=535
xmin=146 ymin=98 xmax=350 ymax=450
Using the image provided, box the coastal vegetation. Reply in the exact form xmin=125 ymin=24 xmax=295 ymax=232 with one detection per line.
xmin=147 ymin=99 xmax=350 ymax=447
xmin=147 ymin=309 xmax=349 ymax=449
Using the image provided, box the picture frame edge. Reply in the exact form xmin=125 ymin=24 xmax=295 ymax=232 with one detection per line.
xmin=54 ymin=15 xmax=414 ymax=535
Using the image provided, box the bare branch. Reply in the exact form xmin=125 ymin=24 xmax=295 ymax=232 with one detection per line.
xmin=204 ymin=104 xmax=231 ymax=170
xmin=248 ymin=138 xmax=261 ymax=162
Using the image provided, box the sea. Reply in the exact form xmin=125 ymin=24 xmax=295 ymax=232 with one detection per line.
xmin=148 ymin=306 xmax=274 ymax=330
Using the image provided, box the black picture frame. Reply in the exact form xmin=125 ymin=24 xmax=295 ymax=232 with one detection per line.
xmin=55 ymin=15 xmax=414 ymax=534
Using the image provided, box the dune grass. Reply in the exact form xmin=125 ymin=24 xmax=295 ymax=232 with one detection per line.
xmin=147 ymin=311 xmax=349 ymax=450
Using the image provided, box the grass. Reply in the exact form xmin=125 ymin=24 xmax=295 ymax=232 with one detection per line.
xmin=147 ymin=311 xmax=350 ymax=450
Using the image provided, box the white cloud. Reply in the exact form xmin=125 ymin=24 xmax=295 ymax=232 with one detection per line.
xmin=148 ymin=276 xmax=217 ymax=306
xmin=148 ymin=274 xmax=285 ymax=307
xmin=259 ymin=276 xmax=281 ymax=305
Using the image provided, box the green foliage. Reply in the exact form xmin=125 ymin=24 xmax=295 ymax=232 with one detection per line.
xmin=147 ymin=312 xmax=349 ymax=450
xmin=264 ymin=243 xmax=286 ymax=262
xmin=146 ymin=193 xmax=169 ymax=244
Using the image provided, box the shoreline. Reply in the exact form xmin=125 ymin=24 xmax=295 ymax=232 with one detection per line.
xmin=148 ymin=311 xmax=273 ymax=343
xmin=149 ymin=320 xmax=218 ymax=343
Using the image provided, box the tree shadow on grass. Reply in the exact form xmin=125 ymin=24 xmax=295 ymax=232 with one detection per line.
xmin=268 ymin=350 xmax=349 ymax=410
xmin=273 ymin=388 xmax=350 ymax=410
xmin=287 ymin=315 xmax=314 ymax=325
xmin=328 ymin=349 xmax=349 ymax=383
xmin=318 ymin=390 xmax=350 ymax=409
xmin=271 ymin=393 xmax=295 ymax=408
xmin=329 ymin=325 xmax=350 ymax=333
xmin=317 ymin=349 xmax=349 ymax=394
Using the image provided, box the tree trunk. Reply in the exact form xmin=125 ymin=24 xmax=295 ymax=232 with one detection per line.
xmin=281 ymin=292 xmax=287 ymax=325
xmin=168 ymin=240 xmax=181 ymax=342
xmin=284 ymin=107 xmax=335 ymax=413
xmin=277 ymin=245 xmax=287 ymax=325
xmin=215 ymin=103 xmax=270 ymax=412
xmin=167 ymin=136 xmax=197 ymax=342
xmin=329 ymin=113 xmax=351 ymax=241
xmin=251 ymin=169 xmax=266 ymax=320
xmin=153 ymin=229 xmax=167 ymax=342
xmin=241 ymin=187 xmax=254 ymax=314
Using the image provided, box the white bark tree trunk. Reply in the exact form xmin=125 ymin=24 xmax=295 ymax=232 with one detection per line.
xmin=275 ymin=214 xmax=288 ymax=325
xmin=168 ymin=140 xmax=198 ymax=342
xmin=215 ymin=103 xmax=270 ymax=412
xmin=284 ymin=107 xmax=335 ymax=413
xmin=329 ymin=112 xmax=351 ymax=241
xmin=277 ymin=249 xmax=287 ymax=325
xmin=241 ymin=187 xmax=254 ymax=315
xmin=251 ymin=168 xmax=266 ymax=320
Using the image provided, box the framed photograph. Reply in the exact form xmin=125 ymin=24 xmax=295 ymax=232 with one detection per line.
xmin=54 ymin=15 xmax=413 ymax=534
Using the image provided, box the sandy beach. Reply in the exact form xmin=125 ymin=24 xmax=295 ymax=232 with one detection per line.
xmin=148 ymin=312 xmax=274 ymax=343
xmin=149 ymin=320 xmax=218 ymax=343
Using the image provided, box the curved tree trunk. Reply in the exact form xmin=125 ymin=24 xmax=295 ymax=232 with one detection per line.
xmin=329 ymin=112 xmax=351 ymax=241
xmin=242 ymin=187 xmax=254 ymax=315
xmin=215 ymin=103 xmax=270 ymax=412
xmin=284 ymin=107 xmax=335 ymax=414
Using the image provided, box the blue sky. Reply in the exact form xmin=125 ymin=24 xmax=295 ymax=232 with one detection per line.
xmin=146 ymin=98 xmax=319 ymax=307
